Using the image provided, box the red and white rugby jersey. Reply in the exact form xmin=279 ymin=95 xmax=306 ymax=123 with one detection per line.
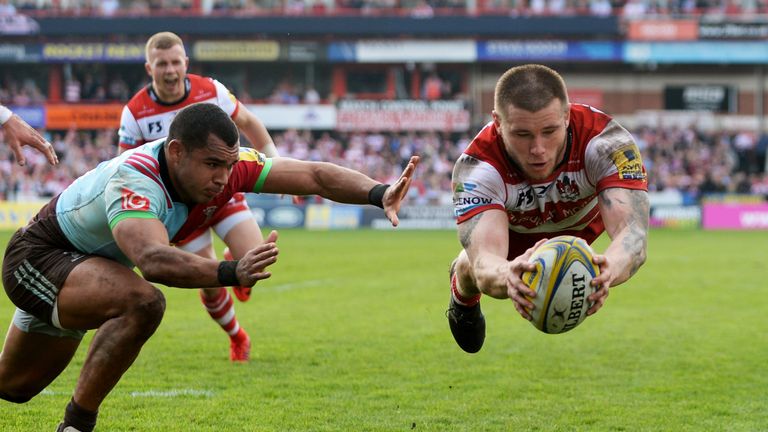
xmin=452 ymin=104 xmax=647 ymax=246
xmin=118 ymin=74 xmax=240 ymax=151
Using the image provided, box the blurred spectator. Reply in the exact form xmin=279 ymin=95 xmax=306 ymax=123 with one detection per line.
xmin=304 ymin=86 xmax=321 ymax=104
xmin=0 ymin=0 xmax=16 ymax=15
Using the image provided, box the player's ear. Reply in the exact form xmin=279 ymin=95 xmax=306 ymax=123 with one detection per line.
xmin=184 ymin=56 xmax=189 ymax=71
xmin=166 ymin=139 xmax=184 ymax=164
xmin=144 ymin=62 xmax=152 ymax=77
xmin=491 ymin=110 xmax=501 ymax=128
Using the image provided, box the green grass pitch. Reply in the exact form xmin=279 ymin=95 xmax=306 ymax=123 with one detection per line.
xmin=0 ymin=228 xmax=766 ymax=431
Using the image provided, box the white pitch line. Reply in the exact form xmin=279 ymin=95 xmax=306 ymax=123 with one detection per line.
xmin=130 ymin=389 xmax=214 ymax=398
xmin=40 ymin=388 xmax=214 ymax=398
xmin=261 ymin=278 xmax=334 ymax=293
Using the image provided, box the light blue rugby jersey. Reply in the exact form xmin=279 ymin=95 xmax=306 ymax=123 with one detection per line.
xmin=56 ymin=139 xmax=188 ymax=267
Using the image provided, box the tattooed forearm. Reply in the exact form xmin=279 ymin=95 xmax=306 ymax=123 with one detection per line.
xmin=620 ymin=190 xmax=650 ymax=276
xmin=458 ymin=215 xmax=481 ymax=249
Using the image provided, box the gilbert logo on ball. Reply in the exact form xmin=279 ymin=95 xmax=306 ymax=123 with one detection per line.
xmin=521 ymin=236 xmax=599 ymax=334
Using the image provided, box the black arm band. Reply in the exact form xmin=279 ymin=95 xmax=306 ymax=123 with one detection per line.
xmin=367 ymin=184 xmax=390 ymax=209
xmin=217 ymin=260 xmax=239 ymax=287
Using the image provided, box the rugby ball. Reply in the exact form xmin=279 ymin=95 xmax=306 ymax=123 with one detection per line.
xmin=521 ymin=236 xmax=599 ymax=334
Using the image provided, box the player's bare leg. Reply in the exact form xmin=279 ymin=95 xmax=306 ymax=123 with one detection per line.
xmin=446 ymin=250 xmax=486 ymax=354
xmin=0 ymin=325 xmax=80 ymax=403
xmin=1 ymin=257 xmax=165 ymax=432
xmin=187 ymin=237 xmax=251 ymax=362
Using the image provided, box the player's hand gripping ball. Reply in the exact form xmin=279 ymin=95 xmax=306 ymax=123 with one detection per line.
xmin=521 ymin=236 xmax=600 ymax=334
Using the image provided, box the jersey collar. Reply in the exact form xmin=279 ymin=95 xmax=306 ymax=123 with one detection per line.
xmin=147 ymin=77 xmax=191 ymax=106
xmin=157 ymin=142 xmax=183 ymax=203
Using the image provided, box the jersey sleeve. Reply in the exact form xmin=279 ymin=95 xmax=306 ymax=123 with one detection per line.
xmin=105 ymin=164 xmax=167 ymax=229
xmin=584 ymin=120 xmax=648 ymax=193
xmin=229 ymin=147 xmax=273 ymax=193
xmin=452 ymin=154 xmax=507 ymax=224
xmin=117 ymin=106 xmax=146 ymax=151
xmin=212 ymin=79 xmax=240 ymax=119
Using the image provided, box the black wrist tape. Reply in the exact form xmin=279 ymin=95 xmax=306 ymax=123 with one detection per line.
xmin=367 ymin=184 xmax=390 ymax=209
xmin=217 ymin=260 xmax=239 ymax=286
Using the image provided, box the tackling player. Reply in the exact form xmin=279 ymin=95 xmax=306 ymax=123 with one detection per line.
xmin=118 ymin=32 xmax=278 ymax=362
xmin=0 ymin=103 xmax=419 ymax=432
xmin=447 ymin=64 xmax=649 ymax=353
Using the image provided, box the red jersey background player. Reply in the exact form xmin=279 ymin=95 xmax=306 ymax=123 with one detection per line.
xmin=118 ymin=32 xmax=279 ymax=362
xmin=447 ymin=64 xmax=650 ymax=353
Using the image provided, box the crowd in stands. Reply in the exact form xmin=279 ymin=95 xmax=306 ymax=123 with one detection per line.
xmin=2 ymin=122 xmax=768 ymax=204
xmin=2 ymin=0 xmax=766 ymax=17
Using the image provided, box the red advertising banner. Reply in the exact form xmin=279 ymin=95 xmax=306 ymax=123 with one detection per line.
xmin=336 ymin=100 xmax=470 ymax=132
xmin=628 ymin=20 xmax=698 ymax=41
xmin=45 ymin=104 xmax=123 ymax=129
xmin=568 ymin=89 xmax=603 ymax=109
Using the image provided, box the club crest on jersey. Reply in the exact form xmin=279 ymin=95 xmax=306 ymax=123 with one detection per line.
xmin=121 ymin=188 xmax=150 ymax=211
xmin=556 ymin=175 xmax=581 ymax=201
xmin=610 ymin=146 xmax=646 ymax=181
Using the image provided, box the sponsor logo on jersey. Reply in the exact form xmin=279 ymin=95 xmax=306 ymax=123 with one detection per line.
xmin=610 ymin=146 xmax=646 ymax=181
xmin=239 ymin=148 xmax=265 ymax=165
xmin=121 ymin=187 xmax=151 ymax=211
xmin=515 ymin=187 xmax=534 ymax=207
xmin=192 ymin=90 xmax=214 ymax=101
xmin=452 ymin=182 xmax=476 ymax=193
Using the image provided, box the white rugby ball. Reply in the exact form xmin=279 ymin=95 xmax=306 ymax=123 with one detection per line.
xmin=521 ymin=235 xmax=599 ymax=334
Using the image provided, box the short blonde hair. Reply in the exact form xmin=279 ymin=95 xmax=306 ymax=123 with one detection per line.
xmin=145 ymin=31 xmax=184 ymax=60
xmin=494 ymin=64 xmax=569 ymax=118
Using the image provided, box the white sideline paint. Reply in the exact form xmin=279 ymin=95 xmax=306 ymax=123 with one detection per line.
xmin=40 ymin=388 xmax=214 ymax=398
xmin=130 ymin=389 xmax=214 ymax=398
xmin=262 ymin=278 xmax=333 ymax=293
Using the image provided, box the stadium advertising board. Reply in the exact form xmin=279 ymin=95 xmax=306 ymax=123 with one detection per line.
xmin=702 ymin=203 xmax=768 ymax=229
xmin=664 ymin=85 xmax=737 ymax=112
xmin=327 ymin=42 xmax=356 ymax=62
xmin=698 ymin=21 xmax=768 ymax=39
xmin=0 ymin=202 xmax=45 ymax=230
xmin=283 ymin=41 xmax=322 ymax=62
xmin=45 ymin=104 xmax=122 ymax=129
xmin=650 ymin=206 xmax=701 ymax=228
xmin=626 ymin=20 xmax=698 ymax=41
xmin=305 ymin=204 xmax=362 ymax=230
xmin=192 ymin=41 xmax=279 ymax=61
xmin=477 ymin=40 xmax=620 ymax=61
xmin=367 ymin=205 xmax=455 ymax=230
xmin=245 ymin=104 xmax=336 ymax=130
xmin=41 ymin=43 xmax=144 ymax=62
xmin=624 ymin=41 xmax=768 ymax=63
xmin=354 ymin=40 xmax=475 ymax=63
xmin=336 ymin=100 xmax=470 ymax=132
xmin=0 ymin=43 xmax=41 ymax=62
xmin=8 ymin=106 xmax=45 ymax=129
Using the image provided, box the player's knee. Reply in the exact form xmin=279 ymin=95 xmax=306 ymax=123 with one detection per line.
xmin=0 ymin=388 xmax=35 ymax=404
xmin=128 ymin=287 xmax=166 ymax=333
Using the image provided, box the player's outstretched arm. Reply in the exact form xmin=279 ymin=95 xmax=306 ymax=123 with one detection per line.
xmin=262 ymin=156 xmax=420 ymax=226
xmin=113 ymin=217 xmax=278 ymax=287
xmin=1 ymin=111 xmax=58 ymax=166
xmin=458 ymin=209 xmax=543 ymax=318
xmin=593 ymin=187 xmax=649 ymax=309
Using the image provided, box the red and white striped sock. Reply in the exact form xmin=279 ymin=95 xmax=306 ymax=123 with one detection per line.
xmin=451 ymin=272 xmax=481 ymax=307
xmin=200 ymin=288 xmax=241 ymax=339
